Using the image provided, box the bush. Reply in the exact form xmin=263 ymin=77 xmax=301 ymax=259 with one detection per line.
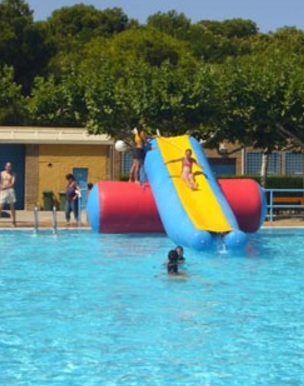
xmin=120 ymin=174 xmax=129 ymax=181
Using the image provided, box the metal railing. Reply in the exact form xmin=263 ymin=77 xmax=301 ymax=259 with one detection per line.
xmin=266 ymin=188 xmax=304 ymax=222
xmin=52 ymin=206 xmax=58 ymax=234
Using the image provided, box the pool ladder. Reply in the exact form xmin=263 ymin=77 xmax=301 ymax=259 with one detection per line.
xmin=33 ymin=206 xmax=39 ymax=234
xmin=33 ymin=206 xmax=58 ymax=235
xmin=52 ymin=206 xmax=58 ymax=235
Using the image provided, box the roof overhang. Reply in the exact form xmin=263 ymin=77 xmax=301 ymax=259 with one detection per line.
xmin=0 ymin=126 xmax=114 ymax=145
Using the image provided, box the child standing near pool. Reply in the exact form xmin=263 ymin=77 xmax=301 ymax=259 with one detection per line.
xmin=165 ymin=149 xmax=204 ymax=190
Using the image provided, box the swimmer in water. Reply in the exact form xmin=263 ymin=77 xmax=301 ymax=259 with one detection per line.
xmin=175 ymin=245 xmax=185 ymax=263
xmin=167 ymin=249 xmax=179 ymax=275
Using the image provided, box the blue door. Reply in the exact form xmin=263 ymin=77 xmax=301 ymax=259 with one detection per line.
xmin=73 ymin=167 xmax=88 ymax=211
xmin=0 ymin=144 xmax=25 ymax=209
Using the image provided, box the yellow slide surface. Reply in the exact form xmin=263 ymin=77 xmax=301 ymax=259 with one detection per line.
xmin=157 ymin=135 xmax=233 ymax=233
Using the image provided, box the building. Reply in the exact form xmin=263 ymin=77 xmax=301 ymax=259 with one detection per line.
xmin=122 ymin=140 xmax=304 ymax=178
xmin=0 ymin=127 xmax=119 ymax=210
xmin=1 ymin=126 xmax=303 ymax=210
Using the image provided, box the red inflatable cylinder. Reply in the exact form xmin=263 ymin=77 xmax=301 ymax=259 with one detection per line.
xmin=87 ymin=179 xmax=265 ymax=233
xmin=219 ymin=179 xmax=264 ymax=233
xmin=98 ymin=182 xmax=163 ymax=233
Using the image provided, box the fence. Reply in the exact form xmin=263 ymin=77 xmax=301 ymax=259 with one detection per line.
xmin=266 ymin=188 xmax=304 ymax=222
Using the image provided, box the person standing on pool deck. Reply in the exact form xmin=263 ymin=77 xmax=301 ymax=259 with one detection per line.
xmin=0 ymin=162 xmax=17 ymax=226
xmin=65 ymin=173 xmax=80 ymax=225
xmin=165 ymin=149 xmax=204 ymax=190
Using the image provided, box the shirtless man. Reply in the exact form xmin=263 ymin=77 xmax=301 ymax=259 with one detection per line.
xmin=0 ymin=162 xmax=16 ymax=226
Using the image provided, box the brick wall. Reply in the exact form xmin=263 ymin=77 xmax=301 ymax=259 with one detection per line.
xmin=25 ymin=145 xmax=39 ymax=210
xmin=37 ymin=144 xmax=109 ymax=210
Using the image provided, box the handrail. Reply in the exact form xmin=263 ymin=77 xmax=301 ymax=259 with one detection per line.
xmin=265 ymin=188 xmax=304 ymax=222
xmin=52 ymin=206 xmax=58 ymax=235
xmin=33 ymin=206 xmax=39 ymax=234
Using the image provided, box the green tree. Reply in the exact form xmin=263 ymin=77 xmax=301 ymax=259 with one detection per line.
xmin=0 ymin=65 xmax=25 ymax=124
xmin=46 ymin=5 xmax=131 ymax=41
xmin=198 ymin=18 xmax=258 ymax=39
xmin=82 ymin=57 xmax=211 ymax=139
xmin=0 ymin=0 xmax=51 ymax=93
xmin=26 ymin=72 xmax=87 ymax=127
xmin=93 ymin=28 xmax=192 ymax=68
xmin=44 ymin=5 xmax=135 ymax=76
xmin=199 ymin=52 xmax=304 ymax=185
xmin=187 ymin=19 xmax=260 ymax=62
xmin=146 ymin=10 xmax=191 ymax=39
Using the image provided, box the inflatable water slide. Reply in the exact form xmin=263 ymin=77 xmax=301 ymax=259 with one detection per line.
xmin=145 ymin=135 xmax=249 ymax=250
xmin=87 ymin=135 xmax=266 ymax=251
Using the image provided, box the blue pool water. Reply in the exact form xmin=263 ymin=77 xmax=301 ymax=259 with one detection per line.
xmin=0 ymin=228 xmax=304 ymax=386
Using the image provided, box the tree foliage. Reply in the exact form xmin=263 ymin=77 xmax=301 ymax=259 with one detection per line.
xmin=26 ymin=71 xmax=87 ymax=127
xmin=2 ymin=0 xmax=304 ymax=183
xmin=146 ymin=10 xmax=191 ymax=40
xmin=46 ymin=5 xmax=131 ymax=42
xmin=0 ymin=65 xmax=25 ymax=124
xmin=0 ymin=0 xmax=51 ymax=93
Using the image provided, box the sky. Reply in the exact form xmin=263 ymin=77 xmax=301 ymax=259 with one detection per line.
xmin=26 ymin=0 xmax=304 ymax=33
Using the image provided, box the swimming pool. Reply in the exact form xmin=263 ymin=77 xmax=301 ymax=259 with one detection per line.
xmin=0 ymin=229 xmax=303 ymax=385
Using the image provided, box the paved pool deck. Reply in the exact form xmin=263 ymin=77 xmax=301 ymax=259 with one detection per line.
xmin=1 ymin=210 xmax=304 ymax=229
xmin=0 ymin=210 xmax=90 ymax=229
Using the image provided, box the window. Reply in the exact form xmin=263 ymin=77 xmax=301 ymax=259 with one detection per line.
xmin=208 ymin=158 xmax=236 ymax=176
xmin=245 ymin=152 xmax=279 ymax=175
xmin=285 ymin=152 xmax=304 ymax=175
xmin=121 ymin=151 xmax=133 ymax=175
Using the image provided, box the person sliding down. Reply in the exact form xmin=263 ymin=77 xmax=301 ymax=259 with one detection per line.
xmin=165 ymin=148 xmax=204 ymax=190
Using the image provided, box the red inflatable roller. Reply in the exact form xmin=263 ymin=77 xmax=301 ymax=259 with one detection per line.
xmin=87 ymin=181 xmax=163 ymax=233
xmin=87 ymin=179 xmax=266 ymax=233
xmin=219 ymin=179 xmax=266 ymax=233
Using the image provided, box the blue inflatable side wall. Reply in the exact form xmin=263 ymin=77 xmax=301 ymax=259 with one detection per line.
xmin=144 ymin=138 xmax=213 ymax=248
xmin=145 ymin=136 xmax=248 ymax=250
xmin=189 ymin=137 xmax=240 ymax=229
xmin=86 ymin=184 xmax=100 ymax=232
